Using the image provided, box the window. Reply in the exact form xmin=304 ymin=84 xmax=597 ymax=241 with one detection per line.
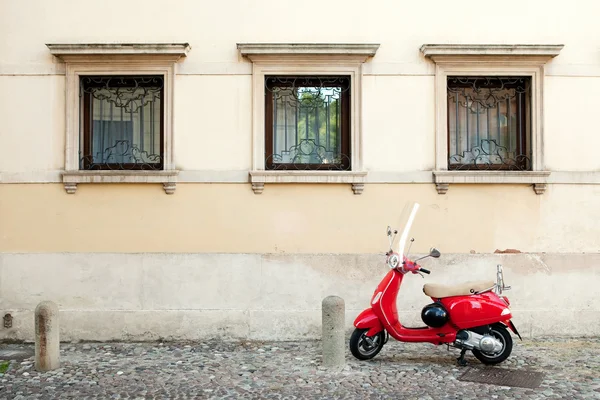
xmin=447 ymin=76 xmax=531 ymax=171
xmin=80 ymin=76 xmax=164 ymax=171
xmin=237 ymin=43 xmax=379 ymax=194
xmin=420 ymin=44 xmax=563 ymax=194
xmin=46 ymin=43 xmax=190 ymax=194
xmin=264 ymin=76 xmax=350 ymax=171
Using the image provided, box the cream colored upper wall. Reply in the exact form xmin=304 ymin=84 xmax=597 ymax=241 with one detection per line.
xmin=362 ymin=76 xmax=436 ymax=172
xmin=0 ymin=76 xmax=65 ymax=172
xmin=2 ymin=0 xmax=600 ymax=174
xmin=544 ymin=76 xmax=600 ymax=171
xmin=1 ymin=0 xmax=600 ymax=68
xmin=174 ymin=75 xmax=252 ymax=171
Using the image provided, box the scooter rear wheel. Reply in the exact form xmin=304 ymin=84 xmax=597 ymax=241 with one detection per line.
xmin=471 ymin=323 xmax=513 ymax=365
xmin=349 ymin=328 xmax=385 ymax=360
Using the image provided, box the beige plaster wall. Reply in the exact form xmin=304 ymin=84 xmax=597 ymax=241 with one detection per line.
xmin=1 ymin=184 xmax=598 ymax=254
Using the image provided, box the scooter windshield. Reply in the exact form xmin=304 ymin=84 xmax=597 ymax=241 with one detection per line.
xmin=394 ymin=201 xmax=420 ymax=257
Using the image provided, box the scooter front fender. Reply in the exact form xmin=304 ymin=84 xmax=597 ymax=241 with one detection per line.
xmin=354 ymin=308 xmax=384 ymax=337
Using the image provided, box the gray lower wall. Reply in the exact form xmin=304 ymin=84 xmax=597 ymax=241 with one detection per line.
xmin=0 ymin=252 xmax=598 ymax=341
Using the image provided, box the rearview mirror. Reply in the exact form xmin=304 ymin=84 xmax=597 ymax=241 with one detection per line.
xmin=429 ymin=248 xmax=441 ymax=258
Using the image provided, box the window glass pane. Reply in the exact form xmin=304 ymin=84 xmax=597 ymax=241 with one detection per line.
xmin=265 ymin=76 xmax=350 ymax=170
xmin=447 ymin=77 xmax=531 ymax=170
xmin=80 ymin=76 xmax=162 ymax=169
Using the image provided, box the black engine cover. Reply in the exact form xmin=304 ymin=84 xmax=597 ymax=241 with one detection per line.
xmin=421 ymin=303 xmax=449 ymax=328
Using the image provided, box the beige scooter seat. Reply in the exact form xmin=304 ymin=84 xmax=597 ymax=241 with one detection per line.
xmin=423 ymin=280 xmax=495 ymax=298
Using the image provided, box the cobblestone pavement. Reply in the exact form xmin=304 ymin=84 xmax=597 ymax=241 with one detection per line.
xmin=1 ymin=337 xmax=599 ymax=399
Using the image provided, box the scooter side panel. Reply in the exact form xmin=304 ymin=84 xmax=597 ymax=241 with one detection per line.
xmin=354 ymin=308 xmax=384 ymax=336
xmin=440 ymin=292 xmax=512 ymax=329
xmin=392 ymin=325 xmax=458 ymax=344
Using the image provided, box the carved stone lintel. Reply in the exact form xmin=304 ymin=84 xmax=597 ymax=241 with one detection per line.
xmin=47 ymin=43 xmax=192 ymax=62
xmin=252 ymin=182 xmax=265 ymax=194
xmin=435 ymin=183 xmax=449 ymax=195
xmin=420 ymin=44 xmax=564 ymax=59
xmin=351 ymin=183 xmax=364 ymax=195
xmin=163 ymin=182 xmax=176 ymax=195
xmin=64 ymin=183 xmax=77 ymax=194
xmin=533 ymin=183 xmax=547 ymax=195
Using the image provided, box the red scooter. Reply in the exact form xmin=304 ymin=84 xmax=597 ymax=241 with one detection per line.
xmin=350 ymin=202 xmax=521 ymax=366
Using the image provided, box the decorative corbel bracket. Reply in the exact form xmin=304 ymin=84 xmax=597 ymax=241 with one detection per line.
xmin=435 ymin=183 xmax=449 ymax=195
xmin=533 ymin=183 xmax=547 ymax=195
xmin=251 ymin=182 xmax=265 ymax=195
xmin=351 ymin=183 xmax=365 ymax=195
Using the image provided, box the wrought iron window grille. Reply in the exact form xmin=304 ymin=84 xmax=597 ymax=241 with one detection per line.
xmin=447 ymin=76 xmax=532 ymax=171
xmin=264 ymin=76 xmax=351 ymax=171
xmin=79 ymin=76 xmax=164 ymax=171
xmin=78 ymin=140 xmax=163 ymax=170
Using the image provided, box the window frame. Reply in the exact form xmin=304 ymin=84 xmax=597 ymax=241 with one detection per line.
xmin=46 ymin=43 xmax=190 ymax=194
xmin=445 ymin=75 xmax=531 ymax=172
xmin=421 ymin=44 xmax=563 ymax=194
xmin=264 ymin=75 xmax=351 ymax=171
xmin=238 ymin=43 xmax=379 ymax=194
xmin=80 ymin=75 xmax=166 ymax=171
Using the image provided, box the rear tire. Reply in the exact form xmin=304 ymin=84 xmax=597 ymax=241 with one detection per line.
xmin=349 ymin=328 xmax=385 ymax=360
xmin=472 ymin=323 xmax=513 ymax=365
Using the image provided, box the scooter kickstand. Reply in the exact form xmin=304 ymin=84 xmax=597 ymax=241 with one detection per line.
xmin=456 ymin=349 xmax=468 ymax=367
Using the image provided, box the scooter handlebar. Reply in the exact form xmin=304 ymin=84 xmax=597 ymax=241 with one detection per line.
xmin=419 ymin=268 xmax=431 ymax=274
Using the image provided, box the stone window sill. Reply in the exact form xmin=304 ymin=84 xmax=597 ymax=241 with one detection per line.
xmin=249 ymin=170 xmax=367 ymax=194
xmin=62 ymin=170 xmax=179 ymax=194
xmin=432 ymin=170 xmax=551 ymax=194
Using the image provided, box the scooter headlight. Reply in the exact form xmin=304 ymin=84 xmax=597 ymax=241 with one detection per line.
xmin=387 ymin=253 xmax=400 ymax=269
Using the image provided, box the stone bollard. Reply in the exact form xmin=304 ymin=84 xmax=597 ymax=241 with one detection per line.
xmin=322 ymin=295 xmax=345 ymax=368
xmin=35 ymin=301 xmax=60 ymax=372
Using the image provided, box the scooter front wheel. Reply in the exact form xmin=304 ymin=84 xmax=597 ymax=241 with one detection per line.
xmin=349 ymin=328 xmax=385 ymax=360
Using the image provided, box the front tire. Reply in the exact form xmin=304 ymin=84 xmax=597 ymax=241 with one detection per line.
xmin=472 ymin=323 xmax=513 ymax=365
xmin=349 ymin=328 xmax=385 ymax=360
